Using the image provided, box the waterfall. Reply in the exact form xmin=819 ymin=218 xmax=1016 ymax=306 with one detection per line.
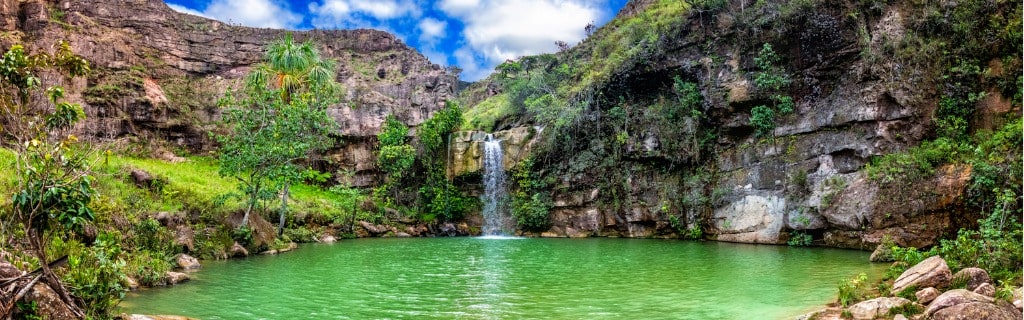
xmin=482 ymin=134 xmax=509 ymax=236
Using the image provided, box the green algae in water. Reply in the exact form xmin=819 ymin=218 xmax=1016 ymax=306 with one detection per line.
xmin=121 ymin=238 xmax=885 ymax=319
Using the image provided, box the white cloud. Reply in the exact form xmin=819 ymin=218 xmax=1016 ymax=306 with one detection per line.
xmin=167 ymin=0 xmax=302 ymax=29
xmin=418 ymin=18 xmax=447 ymax=43
xmin=439 ymin=0 xmax=602 ymax=81
xmin=167 ymin=4 xmax=208 ymax=18
xmin=309 ymin=0 xmax=420 ymax=29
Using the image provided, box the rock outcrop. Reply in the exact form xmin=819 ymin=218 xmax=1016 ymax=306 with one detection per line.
xmin=892 ymin=256 xmax=952 ymax=294
xmin=847 ymin=297 xmax=911 ymax=320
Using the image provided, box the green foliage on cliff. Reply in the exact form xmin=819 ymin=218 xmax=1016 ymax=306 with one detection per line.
xmin=878 ymin=118 xmax=1023 ymax=283
xmin=509 ymin=157 xmax=552 ymax=231
xmin=375 ymin=115 xmax=415 ymax=205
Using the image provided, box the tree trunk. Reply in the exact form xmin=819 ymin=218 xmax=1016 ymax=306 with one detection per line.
xmin=241 ymin=194 xmax=255 ymax=228
xmin=278 ymin=184 xmax=289 ymax=236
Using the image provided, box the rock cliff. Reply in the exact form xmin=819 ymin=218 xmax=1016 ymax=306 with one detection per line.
xmin=0 ymin=0 xmax=456 ymax=187
xmin=455 ymin=0 xmax=1021 ymax=247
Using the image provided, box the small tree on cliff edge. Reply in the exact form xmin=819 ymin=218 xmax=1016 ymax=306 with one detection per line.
xmin=216 ymin=33 xmax=340 ymax=231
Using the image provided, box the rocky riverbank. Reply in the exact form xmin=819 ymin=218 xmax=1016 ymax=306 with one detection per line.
xmin=798 ymin=256 xmax=1023 ymax=320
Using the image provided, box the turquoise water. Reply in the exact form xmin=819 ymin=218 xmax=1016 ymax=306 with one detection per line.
xmin=121 ymin=238 xmax=885 ymax=319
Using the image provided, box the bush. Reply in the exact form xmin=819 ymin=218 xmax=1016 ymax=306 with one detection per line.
xmin=837 ymin=273 xmax=868 ymax=307
xmin=511 ymin=191 xmax=551 ymax=231
xmin=53 ymin=233 xmax=127 ymax=317
xmin=125 ymin=250 xmax=171 ymax=286
xmin=788 ymin=231 xmax=813 ymax=246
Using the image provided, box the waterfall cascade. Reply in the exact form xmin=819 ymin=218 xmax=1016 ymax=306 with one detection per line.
xmin=482 ymin=134 xmax=510 ymax=236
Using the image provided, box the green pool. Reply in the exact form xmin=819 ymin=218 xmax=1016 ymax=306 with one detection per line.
xmin=120 ymin=238 xmax=885 ymax=319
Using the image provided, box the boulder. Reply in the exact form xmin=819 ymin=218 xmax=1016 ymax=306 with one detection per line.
xmin=229 ymin=242 xmax=248 ymax=257
xmin=359 ymin=221 xmax=387 ymax=235
xmin=869 ymin=243 xmax=894 ymax=262
xmin=395 ymin=232 xmax=411 ymax=238
xmin=847 ymin=297 xmax=912 ymax=320
xmin=1013 ymin=287 xmax=1022 ymax=310
xmin=277 ymin=242 xmax=298 ymax=253
xmin=973 ymin=283 xmax=995 ymax=297
xmin=125 ymin=314 xmax=198 ymax=320
xmin=125 ymin=277 xmax=140 ymax=291
xmin=174 ymin=225 xmax=195 ymax=252
xmin=175 ymin=254 xmax=200 ymax=270
xmin=931 ymin=301 xmax=1022 ymax=320
xmin=24 ymin=283 xmax=76 ymax=319
xmin=892 ymin=315 xmax=908 ymax=320
xmin=916 ymin=287 xmax=941 ymax=305
xmin=320 ymin=234 xmax=337 ymax=243
xmin=924 ymin=289 xmax=993 ymax=317
xmin=952 ymin=267 xmax=991 ymax=291
xmin=892 ymin=256 xmax=952 ymax=293
xmin=165 ymin=271 xmax=190 ymax=285
xmin=130 ymin=169 xmax=154 ymax=188
xmin=0 ymin=254 xmax=22 ymax=278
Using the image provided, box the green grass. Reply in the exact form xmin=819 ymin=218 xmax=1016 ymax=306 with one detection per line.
xmin=463 ymin=93 xmax=514 ymax=131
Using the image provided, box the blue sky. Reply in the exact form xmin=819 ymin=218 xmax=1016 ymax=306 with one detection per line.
xmin=164 ymin=0 xmax=629 ymax=81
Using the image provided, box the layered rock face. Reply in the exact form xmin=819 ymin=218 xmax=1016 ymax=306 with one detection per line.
xmin=457 ymin=0 xmax=1019 ymax=245
xmin=0 ymin=0 xmax=456 ymax=186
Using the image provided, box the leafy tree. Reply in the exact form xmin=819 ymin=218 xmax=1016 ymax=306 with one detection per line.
xmin=0 ymin=42 xmax=92 ymax=318
xmin=217 ymin=34 xmax=340 ymax=231
xmin=375 ymin=115 xmax=415 ymax=204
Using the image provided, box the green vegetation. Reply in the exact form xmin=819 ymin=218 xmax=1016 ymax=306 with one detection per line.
xmin=509 ymin=157 xmax=552 ymax=231
xmin=414 ymin=102 xmax=474 ymax=222
xmin=837 ymin=273 xmax=868 ymax=307
xmin=216 ymin=33 xmax=340 ymax=231
xmin=749 ymin=43 xmax=793 ymax=138
xmin=375 ymin=115 xmax=415 ymax=205
xmin=0 ymin=42 xmax=95 ymax=317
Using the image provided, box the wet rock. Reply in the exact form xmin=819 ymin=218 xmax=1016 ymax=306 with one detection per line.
xmin=930 ymin=301 xmax=1022 ymax=320
xmin=1013 ymin=287 xmax=1022 ymax=310
xmin=848 ymin=297 xmax=911 ymax=320
xmin=359 ymin=221 xmax=387 ymax=235
xmin=952 ymin=267 xmax=991 ymax=291
xmin=395 ymin=232 xmax=411 ymax=238
xmin=229 ymin=242 xmax=248 ymax=257
xmin=278 ymin=242 xmax=298 ymax=253
xmin=973 ymin=283 xmax=996 ymax=297
xmin=125 ymin=277 xmax=140 ymax=291
xmin=916 ymin=287 xmax=940 ymax=305
xmin=320 ymin=234 xmax=337 ymax=243
xmin=892 ymin=256 xmax=951 ymax=293
xmin=924 ymin=289 xmax=993 ymax=317
xmin=165 ymin=271 xmax=190 ymax=285
xmin=124 ymin=314 xmax=198 ymax=320
xmin=892 ymin=314 xmax=908 ymax=320
xmin=175 ymin=254 xmax=200 ymax=270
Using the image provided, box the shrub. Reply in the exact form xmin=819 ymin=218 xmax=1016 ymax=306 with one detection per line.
xmin=837 ymin=273 xmax=868 ymax=307
xmin=511 ymin=191 xmax=551 ymax=231
xmin=788 ymin=231 xmax=813 ymax=246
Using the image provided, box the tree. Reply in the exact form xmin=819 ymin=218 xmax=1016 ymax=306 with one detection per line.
xmin=375 ymin=115 xmax=415 ymax=205
xmin=217 ymin=33 xmax=340 ymax=232
xmin=0 ymin=42 xmax=92 ymax=318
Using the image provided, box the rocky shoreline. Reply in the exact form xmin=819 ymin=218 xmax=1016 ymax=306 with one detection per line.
xmin=798 ymin=256 xmax=1023 ymax=320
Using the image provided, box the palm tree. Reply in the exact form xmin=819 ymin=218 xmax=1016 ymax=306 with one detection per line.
xmin=235 ymin=33 xmax=340 ymax=233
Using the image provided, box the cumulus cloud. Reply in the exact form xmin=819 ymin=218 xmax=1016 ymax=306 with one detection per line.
xmin=309 ymin=0 xmax=420 ymax=29
xmin=439 ymin=0 xmax=602 ymax=80
xmin=418 ymin=18 xmax=447 ymax=43
xmin=167 ymin=0 xmax=302 ymax=29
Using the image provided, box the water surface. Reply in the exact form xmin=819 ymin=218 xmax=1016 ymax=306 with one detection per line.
xmin=122 ymin=238 xmax=885 ymax=319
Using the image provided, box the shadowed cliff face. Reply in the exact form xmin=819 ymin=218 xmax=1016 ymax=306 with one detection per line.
xmin=0 ymin=0 xmax=456 ymax=187
xmin=455 ymin=0 xmax=1020 ymax=246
